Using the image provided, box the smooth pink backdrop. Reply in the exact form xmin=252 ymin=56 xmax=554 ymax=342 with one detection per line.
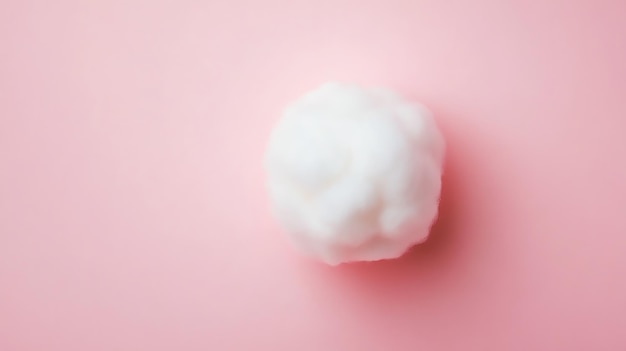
xmin=2 ymin=0 xmax=626 ymax=350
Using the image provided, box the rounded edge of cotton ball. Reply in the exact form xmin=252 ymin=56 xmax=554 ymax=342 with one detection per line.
xmin=264 ymin=82 xmax=445 ymax=265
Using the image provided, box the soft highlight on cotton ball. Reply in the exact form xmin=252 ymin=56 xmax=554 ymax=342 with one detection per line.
xmin=264 ymin=82 xmax=445 ymax=265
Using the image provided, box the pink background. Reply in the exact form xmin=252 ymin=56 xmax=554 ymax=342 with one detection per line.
xmin=2 ymin=0 xmax=626 ymax=350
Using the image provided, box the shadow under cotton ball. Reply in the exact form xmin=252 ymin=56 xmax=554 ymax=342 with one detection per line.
xmin=264 ymin=82 xmax=445 ymax=265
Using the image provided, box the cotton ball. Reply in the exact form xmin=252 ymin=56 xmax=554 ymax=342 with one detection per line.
xmin=264 ymin=82 xmax=445 ymax=265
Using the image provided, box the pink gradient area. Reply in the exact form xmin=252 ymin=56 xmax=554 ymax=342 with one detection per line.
xmin=2 ymin=0 xmax=626 ymax=350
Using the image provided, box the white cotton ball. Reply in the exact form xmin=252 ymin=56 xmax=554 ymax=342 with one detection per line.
xmin=264 ymin=82 xmax=445 ymax=265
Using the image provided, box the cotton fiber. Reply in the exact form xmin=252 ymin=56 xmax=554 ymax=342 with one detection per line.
xmin=264 ymin=82 xmax=445 ymax=265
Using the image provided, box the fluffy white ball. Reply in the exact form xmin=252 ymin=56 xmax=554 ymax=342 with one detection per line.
xmin=264 ymin=82 xmax=445 ymax=265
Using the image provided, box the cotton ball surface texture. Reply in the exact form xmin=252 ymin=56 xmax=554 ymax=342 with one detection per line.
xmin=264 ymin=82 xmax=445 ymax=265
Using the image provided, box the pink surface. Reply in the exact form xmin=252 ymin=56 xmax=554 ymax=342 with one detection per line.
xmin=1 ymin=0 xmax=626 ymax=350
